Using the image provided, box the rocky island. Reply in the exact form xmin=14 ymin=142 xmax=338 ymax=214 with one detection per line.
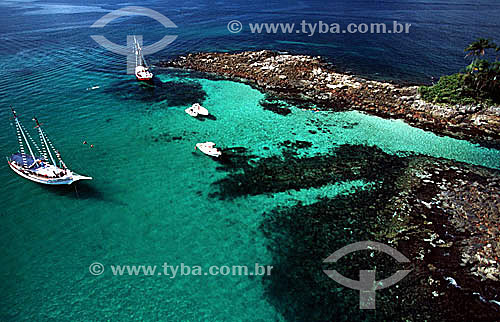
xmin=160 ymin=50 xmax=500 ymax=148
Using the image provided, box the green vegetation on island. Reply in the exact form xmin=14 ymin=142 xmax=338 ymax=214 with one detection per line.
xmin=420 ymin=38 xmax=500 ymax=105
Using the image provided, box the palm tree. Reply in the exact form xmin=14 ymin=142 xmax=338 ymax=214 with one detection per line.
xmin=464 ymin=38 xmax=497 ymax=58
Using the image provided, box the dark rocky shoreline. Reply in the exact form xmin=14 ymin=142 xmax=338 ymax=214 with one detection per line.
xmin=159 ymin=50 xmax=500 ymax=148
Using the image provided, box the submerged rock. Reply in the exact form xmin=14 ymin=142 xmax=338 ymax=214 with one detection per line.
xmin=259 ymin=97 xmax=292 ymax=116
xmin=210 ymin=144 xmax=407 ymax=199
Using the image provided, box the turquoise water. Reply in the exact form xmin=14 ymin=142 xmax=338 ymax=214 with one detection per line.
xmin=1 ymin=70 xmax=499 ymax=320
xmin=1 ymin=0 xmax=500 ymax=320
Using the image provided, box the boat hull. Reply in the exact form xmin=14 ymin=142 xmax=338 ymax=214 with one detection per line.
xmin=135 ymin=65 xmax=153 ymax=81
xmin=7 ymin=161 xmax=83 ymax=185
xmin=197 ymin=108 xmax=209 ymax=116
xmin=136 ymin=76 xmax=154 ymax=81
xmin=195 ymin=143 xmax=222 ymax=158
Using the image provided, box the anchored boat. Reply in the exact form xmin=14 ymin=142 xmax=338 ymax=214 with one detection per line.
xmin=195 ymin=142 xmax=222 ymax=158
xmin=185 ymin=103 xmax=209 ymax=117
xmin=133 ymin=36 xmax=153 ymax=81
xmin=7 ymin=107 xmax=92 ymax=185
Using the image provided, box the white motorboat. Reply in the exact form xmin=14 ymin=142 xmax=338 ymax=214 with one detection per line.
xmin=7 ymin=107 xmax=92 ymax=185
xmin=185 ymin=103 xmax=209 ymax=117
xmin=195 ymin=142 xmax=222 ymax=158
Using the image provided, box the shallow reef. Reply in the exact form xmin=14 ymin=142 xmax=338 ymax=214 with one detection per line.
xmin=209 ymin=143 xmax=500 ymax=321
xmin=210 ymin=144 xmax=407 ymax=199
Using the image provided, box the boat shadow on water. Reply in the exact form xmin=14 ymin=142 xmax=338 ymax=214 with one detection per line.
xmin=193 ymin=114 xmax=217 ymax=121
xmin=105 ymin=77 xmax=207 ymax=107
xmin=41 ymin=181 xmax=106 ymax=201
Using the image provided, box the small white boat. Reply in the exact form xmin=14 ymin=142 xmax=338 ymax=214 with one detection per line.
xmin=185 ymin=103 xmax=209 ymax=117
xmin=7 ymin=107 xmax=92 ymax=185
xmin=195 ymin=142 xmax=222 ymax=158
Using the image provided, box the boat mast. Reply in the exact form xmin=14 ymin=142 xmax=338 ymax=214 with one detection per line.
xmin=134 ymin=36 xmax=147 ymax=67
xmin=134 ymin=36 xmax=140 ymax=67
xmin=11 ymin=107 xmax=36 ymax=162
xmin=142 ymin=51 xmax=148 ymax=68
xmin=140 ymin=44 xmax=147 ymax=68
xmin=33 ymin=117 xmax=56 ymax=166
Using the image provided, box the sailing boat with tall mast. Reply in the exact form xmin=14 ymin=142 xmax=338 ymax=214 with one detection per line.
xmin=6 ymin=107 xmax=92 ymax=185
xmin=133 ymin=36 xmax=154 ymax=81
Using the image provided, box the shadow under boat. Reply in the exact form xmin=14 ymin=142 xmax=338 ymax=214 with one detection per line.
xmin=193 ymin=114 xmax=217 ymax=121
xmin=39 ymin=180 xmax=105 ymax=201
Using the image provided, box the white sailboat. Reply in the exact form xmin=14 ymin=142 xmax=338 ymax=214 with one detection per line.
xmin=7 ymin=107 xmax=92 ymax=185
xmin=134 ymin=36 xmax=154 ymax=81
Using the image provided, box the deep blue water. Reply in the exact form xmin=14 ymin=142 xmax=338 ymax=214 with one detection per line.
xmin=0 ymin=1 xmax=499 ymax=321
xmin=1 ymin=0 xmax=498 ymax=82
